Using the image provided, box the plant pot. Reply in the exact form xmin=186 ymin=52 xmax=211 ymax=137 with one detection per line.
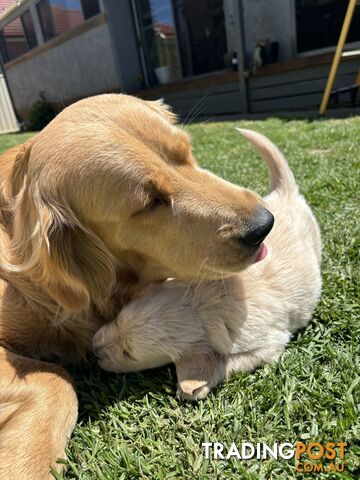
xmin=155 ymin=66 xmax=171 ymax=84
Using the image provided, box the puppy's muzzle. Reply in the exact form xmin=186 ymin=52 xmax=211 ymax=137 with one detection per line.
xmin=242 ymin=207 xmax=274 ymax=247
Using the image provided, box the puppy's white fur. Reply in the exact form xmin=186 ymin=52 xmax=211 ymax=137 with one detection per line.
xmin=93 ymin=129 xmax=321 ymax=399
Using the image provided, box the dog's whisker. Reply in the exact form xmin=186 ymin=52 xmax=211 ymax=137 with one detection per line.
xmin=182 ymin=92 xmax=208 ymax=125
xmin=191 ymin=255 xmax=217 ymax=307
xmin=186 ymin=104 xmax=207 ymax=125
xmin=183 ymin=92 xmax=210 ymax=125
xmin=183 ymin=256 xmax=209 ymax=300
xmin=220 ymin=270 xmax=230 ymax=305
xmin=192 ymin=269 xmax=207 ymax=308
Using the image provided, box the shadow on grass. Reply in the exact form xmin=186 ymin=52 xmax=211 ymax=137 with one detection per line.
xmin=67 ymin=359 xmax=178 ymax=422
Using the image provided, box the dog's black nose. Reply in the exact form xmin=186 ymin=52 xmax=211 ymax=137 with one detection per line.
xmin=242 ymin=207 xmax=274 ymax=247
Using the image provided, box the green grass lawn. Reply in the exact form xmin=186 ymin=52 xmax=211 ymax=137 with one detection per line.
xmin=1 ymin=117 xmax=359 ymax=479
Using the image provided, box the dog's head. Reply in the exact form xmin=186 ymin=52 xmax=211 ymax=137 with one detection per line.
xmin=4 ymin=94 xmax=273 ymax=312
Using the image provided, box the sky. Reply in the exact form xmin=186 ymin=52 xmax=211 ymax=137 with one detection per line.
xmin=150 ymin=0 xmax=174 ymax=25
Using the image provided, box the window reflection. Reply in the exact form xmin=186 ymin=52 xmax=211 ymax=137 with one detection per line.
xmin=0 ymin=17 xmax=28 ymax=62
xmin=296 ymin=0 xmax=360 ymax=53
xmin=173 ymin=0 xmax=228 ymax=76
xmin=136 ymin=0 xmax=181 ymax=85
xmin=37 ymin=0 xmax=100 ymax=42
xmin=22 ymin=10 xmax=38 ymax=49
xmin=135 ymin=0 xmax=228 ymax=85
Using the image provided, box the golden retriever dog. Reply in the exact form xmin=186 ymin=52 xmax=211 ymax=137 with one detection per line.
xmin=93 ymin=129 xmax=322 ymax=399
xmin=0 ymin=94 xmax=276 ymax=479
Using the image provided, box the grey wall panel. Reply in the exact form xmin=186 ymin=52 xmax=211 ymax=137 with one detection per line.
xmin=242 ymin=0 xmax=294 ymax=61
xmin=250 ymin=74 xmax=355 ymax=101
xmin=248 ymin=59 xmax=359 ymax=111
xmin=142 ymin=87 xmax=243 ymax=117
xmin=145 ymin=82 xmax=241 ymax=103
xmin=251 ymin=93 xmax=324 ymax=112
xmin=103 ymin=0 xmax=142 ymax=92
xmin=173 ymin=100 xmax=243 ymax=117
xmin=249 ymin=60 xmax=359 ymax=89
xmin=5 ymin=22 xmax=118 ymax=114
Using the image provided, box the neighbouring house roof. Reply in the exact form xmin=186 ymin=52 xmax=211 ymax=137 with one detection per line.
xmin=0 ymin=0 xmax=17 ymax=13
xmin=0 ymin=0 xmax=26 ymax=23
xmin=51 ymin=5 xmax=84 ymax=35
xmin=0 ymin=1 xmax=24 ymax=36
xmin=2 ymin=14 xmax=23 ymax=35
xmin=154 ymin=22 xmax=174 ymax=37
xmin=1 ymin=2 xmax=84 ymax=36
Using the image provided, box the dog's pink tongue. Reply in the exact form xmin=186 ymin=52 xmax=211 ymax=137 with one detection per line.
xmin=255 ymin=243 xmax=268 ymax=262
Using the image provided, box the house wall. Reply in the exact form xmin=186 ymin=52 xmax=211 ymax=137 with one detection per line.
xmin=138 ymin=71 xmax=245 ymax=118
xmin=4 ymin=15 xmax=119 ymax=116
xmin=157 ymin=82 xmax=244 ymax=118
xmin=242 ymin=0 xmax=295 ymax=63
xmin=103 ymin=0 xmax=143 ymax=92
xmin=139 ymin=54 xmax=360 ymax=117
xmin=248 ymin=59 xmax=359 ymax=112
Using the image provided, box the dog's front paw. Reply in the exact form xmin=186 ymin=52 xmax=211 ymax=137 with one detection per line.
xmin=175 ymin=352 xmax=226 ymax=401
xmin=92 ymin=321 xmax=125 ymax=373
xmin=176 ymin=379 xmax=212 ymax=401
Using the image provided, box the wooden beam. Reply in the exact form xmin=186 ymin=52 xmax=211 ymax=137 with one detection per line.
xmin=319 ymin=0 xmax=357 ymax=115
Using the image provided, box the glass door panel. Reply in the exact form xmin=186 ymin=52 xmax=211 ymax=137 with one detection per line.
xmin=135 ymin=0 xmax=182 ymax=85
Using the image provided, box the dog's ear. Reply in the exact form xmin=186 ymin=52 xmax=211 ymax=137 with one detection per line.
xmin=0 ymin=138 xmax=35 ymax=233
xmin=10 ymin=138 xmax=36 ymax=198
xmin=8 ymin=178 xmax=116 ymax=313
xmin=145 ymin=99 xmax=177 ymax=124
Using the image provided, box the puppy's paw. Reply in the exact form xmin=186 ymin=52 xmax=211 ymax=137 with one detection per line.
xmin=176 ymin=380 xmax=212 ymax=401
xmin=175 ymin=352 xmax=226 ymax=401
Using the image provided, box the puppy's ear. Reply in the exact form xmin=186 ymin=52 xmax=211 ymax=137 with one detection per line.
xmin=146 ymin=99 xmax=178 ymax=124
xmin=8 ymin=182 xmax=116 ymax=313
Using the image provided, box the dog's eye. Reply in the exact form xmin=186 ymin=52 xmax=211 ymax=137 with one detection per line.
xmin=132 ymin=192 xmax=170 ymax=217
xmin=145 ymin=193 xmax=169 ymax=212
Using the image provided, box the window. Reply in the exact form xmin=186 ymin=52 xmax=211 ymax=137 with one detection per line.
xmin=173 ymin=0 xmax=228 ymax=77
xmin=296 ymin=0 xmax=360 ymax=53
xmin=0 ymin=17 xmax=28 ymax=63
xmin=135 ymin=0 xmax=182 ymax=85
xmin=135 ymin=0 xmax=228 ymax=85
xmin=22 ymin=10 xmax=38 ymax=49
xmin=37 ymin=0 xmax=100 ymax=42
xmin=81 ymin=0 xmax=100 ymax=20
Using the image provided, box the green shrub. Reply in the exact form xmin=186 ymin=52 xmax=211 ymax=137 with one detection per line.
xmin=28 ymin=92 xmax=56 ymax=131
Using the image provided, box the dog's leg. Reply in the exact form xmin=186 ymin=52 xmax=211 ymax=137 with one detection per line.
xmin=176 ymin=344 xmax=287 ymax=401
xmin=0 ymin=347 xmax=78 ymax=480
xmin=176 ymin=352 xmax=227 ymax=401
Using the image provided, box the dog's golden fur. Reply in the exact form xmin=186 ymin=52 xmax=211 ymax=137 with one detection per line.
xmin=93 ymin=129 xmax=322 ymax=400
xmin=0 ymin=94 xmax=273 ymax=478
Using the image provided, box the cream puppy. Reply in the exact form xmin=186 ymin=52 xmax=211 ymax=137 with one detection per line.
xmin=93 ymin=129 xmax=322 ymax=400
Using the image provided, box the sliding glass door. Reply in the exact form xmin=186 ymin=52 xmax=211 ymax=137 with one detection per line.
xmin=173 ymin=0 xmax=228 ymax=77
xmin=134 ymin=0 xmax=182 ymax=85
xmin=134 ymin=0 xmax=228 ymax=85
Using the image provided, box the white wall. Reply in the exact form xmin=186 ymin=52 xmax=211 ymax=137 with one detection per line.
xmin=0 ymin=73 xmax=19 ymax=133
